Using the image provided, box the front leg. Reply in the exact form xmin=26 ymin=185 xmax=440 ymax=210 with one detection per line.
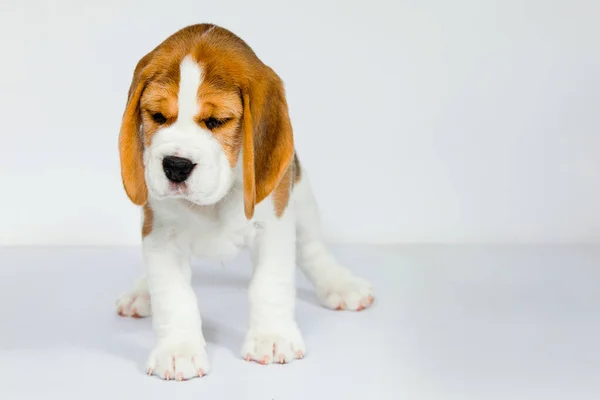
xmin=242 ymin=206 xmax=306 ymax=364
xmin=143 ymin=233 xmax=210 ymax=381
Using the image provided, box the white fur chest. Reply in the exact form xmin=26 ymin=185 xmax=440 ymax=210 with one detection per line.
xmin=189 ymin=208 xmax=255 ymax=261
xmin=150 ymin=183 xmax=256 ymax=261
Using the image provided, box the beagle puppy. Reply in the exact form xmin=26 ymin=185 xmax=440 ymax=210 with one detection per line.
xmin=116 ymin=23 xmax=374 ymax=381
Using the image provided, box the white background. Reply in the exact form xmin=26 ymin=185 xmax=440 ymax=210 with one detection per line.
xmin=0 ymin=0 xmax=598 ymax=246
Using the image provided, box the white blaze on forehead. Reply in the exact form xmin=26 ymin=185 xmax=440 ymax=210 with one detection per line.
xmin=177 ymin=56 xmax=203 ymax=124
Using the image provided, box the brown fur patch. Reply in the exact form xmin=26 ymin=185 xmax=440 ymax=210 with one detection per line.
xmin=271 ymin=152 xmax=301 ymax=216
xmin=119 ymin=81 xmax=148 ymax=205
xmin=293 ymin=153 xmax=301 ymax=184
xmin=140 ymin=82 xmax=179 ymax=147
xmin=242 ymin=92 xmax=256 ymax=219
xmin=142 ymin=204 xmax=154 ymax=237
xmin=272 ymin=162 xmax=294 ymax=217
xmin=197 ymin=90 xmax=243 ymax=167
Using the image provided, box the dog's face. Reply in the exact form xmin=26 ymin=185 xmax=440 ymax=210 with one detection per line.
xmin=141 ymin=56 xmax=243 ymax=205
xmin=118 ymin=25 xmax=295 ymax=218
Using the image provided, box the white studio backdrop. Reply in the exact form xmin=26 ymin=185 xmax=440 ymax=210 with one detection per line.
xmin=0 ymin=0 xmax=598 ymax=246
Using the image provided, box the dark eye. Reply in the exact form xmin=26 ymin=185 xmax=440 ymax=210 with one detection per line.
xmin=204 ymin=117 xmax=226 ymax=130
xmin=152 ymin=112 xmax=167 ymax=124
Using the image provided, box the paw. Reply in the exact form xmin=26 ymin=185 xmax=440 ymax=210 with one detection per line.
xmin=146 ymin=335 xmax=210 ymax=381
xmin=241 ymin=323 xmax=306 ymax=365
xmin=116 ymin=290 xmax=151 ymax=318
xmin=316 ymin=272 xmax=374 ymax=311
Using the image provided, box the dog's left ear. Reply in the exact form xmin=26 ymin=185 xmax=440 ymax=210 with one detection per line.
xmin=241 ymin=68 xmax=295 ymax=219
xmin=118 ymin=54 xmax=153 ymax=206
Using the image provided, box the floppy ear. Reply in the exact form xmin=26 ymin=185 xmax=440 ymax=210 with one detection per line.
xmin=118 ymin=58 xmax=150 ymax=206
xmin=242 ymin=70 xmax=295 ymax=219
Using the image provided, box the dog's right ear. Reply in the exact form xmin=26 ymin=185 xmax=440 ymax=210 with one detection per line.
xmin=118 ymin=54 xmax=154 ymax=206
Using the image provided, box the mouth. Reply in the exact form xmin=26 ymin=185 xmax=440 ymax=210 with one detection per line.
xmin=168 ymin=181 xmax=189 ymax=195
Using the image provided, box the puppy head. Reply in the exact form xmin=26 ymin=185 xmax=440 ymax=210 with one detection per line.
xmin=118 ymin=24 xmax=294 ymax=218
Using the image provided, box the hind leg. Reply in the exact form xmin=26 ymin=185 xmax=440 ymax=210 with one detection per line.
xmin=115 ymin=259 xmax=194 ymax=319
xmin=294 ymin=173 xmax=374 ymax=311
xmin=116 ymin=276 xmax=152 ymax=318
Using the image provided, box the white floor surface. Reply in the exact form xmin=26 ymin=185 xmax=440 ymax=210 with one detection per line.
xmin=0 ymin=245 xmax=599 ymax=399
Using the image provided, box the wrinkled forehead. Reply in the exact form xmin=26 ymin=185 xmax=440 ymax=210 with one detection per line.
xmin=140 ymin=56 xmax=242 ymax=119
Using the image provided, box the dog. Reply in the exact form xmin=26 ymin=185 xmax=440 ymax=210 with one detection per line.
xmin=116 ymin=23 xmax=374 ymax=381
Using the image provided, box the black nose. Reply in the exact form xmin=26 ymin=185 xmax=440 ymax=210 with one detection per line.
xmin=162 ymin=156 xmax=195 ymax=183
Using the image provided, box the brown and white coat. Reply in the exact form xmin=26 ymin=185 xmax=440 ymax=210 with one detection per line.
xmin=116 ymin=24 xmax=374 ymax=381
